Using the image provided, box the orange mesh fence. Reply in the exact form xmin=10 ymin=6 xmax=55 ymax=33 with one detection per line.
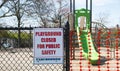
xmin=69 ymin=28 xmax=120 ymax=71
xmin=116 ymin=28 xmax=120 ymax=70
xmin=106 ymin=29 xmax=110 ymax=71
xmin=97 ymin=29 xmax=101 ymax=71
xmin=69 ymin=30 xmax=74 ymax=71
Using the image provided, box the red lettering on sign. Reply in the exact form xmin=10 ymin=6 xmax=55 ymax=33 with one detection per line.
xmin=46 ymin=44 xmax=60 ymax=48
xmin=35 ymin=32 xmax=61 ymax=36
xmin=37 ymin=44 xmax=45 ymax=48
xmin=41 ymin=38 xmax=56 ymax=42
xmin=42 ymin=50 xmax=56 ymax=55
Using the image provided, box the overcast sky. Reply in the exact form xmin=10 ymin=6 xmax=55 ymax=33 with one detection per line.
xmin=75 ymin=0 xmax=120 ymax=27
xmin=0 ymin=0 xmax=120 ymax=27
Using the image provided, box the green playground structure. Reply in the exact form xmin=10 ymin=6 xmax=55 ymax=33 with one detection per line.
xmin=74 ymin=8 xmax=99 ymax=64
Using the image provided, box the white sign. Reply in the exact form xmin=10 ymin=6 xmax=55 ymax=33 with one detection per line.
xmin=33 ymin=28 xmax=63 ymax=64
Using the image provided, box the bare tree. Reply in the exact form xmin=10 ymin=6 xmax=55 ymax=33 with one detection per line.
xmin=27 ymin=0 xmax=69 ymax=27
xmin=0 ymin=0 xmax=15 ymax=18
xmin=0 ymin=0 xmax=69 ymax=27
xmin=1 ymin=0 xmax=32 ymax=47
xmin=0 ymin=0 xmax=31 ymax=26
xmin=25 ymin=0 xmax=54 ymax=27
xmin=96 ymin=12 xmax=109 ymax=24
xmin=7 ymin=0 xmax=33 ymax=27
xmin=50 ymin=0 xmax=69 ymax=27
xmin=0 ymin=0 xmax=8 ymax=9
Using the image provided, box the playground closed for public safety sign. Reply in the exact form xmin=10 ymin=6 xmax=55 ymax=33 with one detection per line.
xmin=33 ymin=28 xmax=63 ymax=64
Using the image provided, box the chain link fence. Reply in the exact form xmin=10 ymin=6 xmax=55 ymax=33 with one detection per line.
xmin=0 ymin=27 xmax=68 ymax=71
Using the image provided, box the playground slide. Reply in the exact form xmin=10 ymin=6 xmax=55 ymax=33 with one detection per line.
xmin=77 ymin=28 xmax=99 ymax=64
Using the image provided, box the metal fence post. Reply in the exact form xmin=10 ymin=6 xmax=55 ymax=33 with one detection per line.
xmin=65 ymin=21 xmax=70 ymax=71
xmin=18 ymin=28 xmax=20 ymax=48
